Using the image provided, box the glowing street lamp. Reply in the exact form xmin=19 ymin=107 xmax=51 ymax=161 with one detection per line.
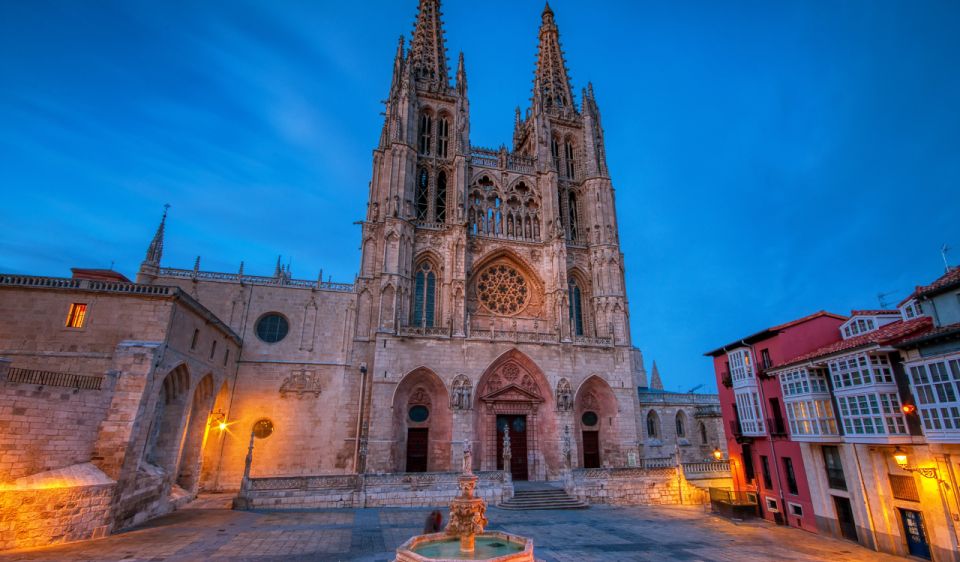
xmin=893 ymin=447 xmax=909 ymax=469
xmin=713 ymin=448 xmax=724 ymax=461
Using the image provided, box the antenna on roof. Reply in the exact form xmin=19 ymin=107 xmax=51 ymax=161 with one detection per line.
xmin=877 ymin=291 xmax=898 ymax=309
xmin=942 ymin=244 xmax=952 ymax=273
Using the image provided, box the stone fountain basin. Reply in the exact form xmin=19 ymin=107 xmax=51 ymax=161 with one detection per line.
xmin=395 ymin=531 xmax=534 ymax=562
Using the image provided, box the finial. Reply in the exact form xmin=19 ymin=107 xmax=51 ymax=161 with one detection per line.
xmin=144 ymin=204 xmax=170 ymax=266
xmin=274 ymin=255 xmax=283 ymax=278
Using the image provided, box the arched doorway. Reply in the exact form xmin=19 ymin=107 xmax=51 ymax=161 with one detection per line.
xmin=176 ymin=373 xmax=215 ymax=491
xmin=574 ymin=375 xmax=620 ymax=469
xmin=144 ymin=364 xmax=191 ymax=473
xmin=392 ymin=368 xmax=452 ymax=473
xmin=474 ymin=350 xmax=558 ymax=481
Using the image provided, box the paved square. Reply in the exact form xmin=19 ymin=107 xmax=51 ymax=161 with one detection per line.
xmin=0 ymin=495 xmax=903 ymax=562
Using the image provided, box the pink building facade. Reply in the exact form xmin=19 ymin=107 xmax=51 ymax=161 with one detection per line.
xmin=705 ymin=312 xmax=846 ymax=531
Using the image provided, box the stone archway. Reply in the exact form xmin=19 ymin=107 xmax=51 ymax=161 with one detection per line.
xmin=574 ymin=375 xmax=620 ymax=469
xmin=473 ymin=350 xmax=559 ymax=481
xmin=391 ymin=368 xmax=452 ymax=473
xmin=176 ymin=373 xmax=216 ymax=491
xmin=144 ymin=364 xmax=191 ymax=473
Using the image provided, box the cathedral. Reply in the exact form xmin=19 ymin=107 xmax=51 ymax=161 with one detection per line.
xmin=0 ymin=3 xmax=661 ymax=548
xmin=136 ymin=0 xmax=644 ymax=484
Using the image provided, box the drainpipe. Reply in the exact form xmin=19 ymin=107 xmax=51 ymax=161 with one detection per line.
xmin=745 ymin=340 xmax=788 ymax=526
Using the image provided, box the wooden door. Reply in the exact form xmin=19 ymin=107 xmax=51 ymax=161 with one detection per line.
xmin=582 ymin=430 xmax=600 ymax=468
xmin=406 ymin=428 xmax=429 ymax=472
xmin=496 ymin=415 xmax=529 ymax=480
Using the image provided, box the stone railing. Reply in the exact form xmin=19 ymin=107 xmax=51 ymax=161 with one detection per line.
xmin=398 ymin=325 xmax=451 ymax=338
xmin=157 ymin=268 xmax=354 ymax=293
xmin=3 ymin=367 xmax=104 ymax=390
xmin=237 ymin=471 xmax=511 ymax=510
xmin=573 ymin=466 xmax=676 ymax=479
xmin=682 ymin=461 xmax=731 ymax=476
xmin=469 ymin=147 xmax=536 ymax=174
xmin=573 ymin=335 xmax=614 ymax=348
xmin=637 ymin=391 xmax=721 ymax=405
xmin=694 ymin=404 xmax=722 ymax=417
xmin=640 ymin=457 xmax=676 ymax=469
xmin=0 ymin=274 xmax=175 ymax=296
xmin=467 ymin=329 xmax=559 ymax=344
xmin=413 ymin=221 xmax=447 ymax=231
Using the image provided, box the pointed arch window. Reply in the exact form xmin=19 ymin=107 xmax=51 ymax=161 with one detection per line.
xmin=418 ymin=113 xmax=432 ymax=155
xmin=676 ymin=412 xmax=686 ymax=438
xmin=646 ymin=410 xmax=660 ymax=438
xmin=568 ymin=277 xmax=584 ymax=336
xmin=415 ymin=168 xmax=429 ymax=221
xmin=437 ymin=117 xmax=449 ymax=158
xmin=567 ymin=191 xmax=579 ymax=241
xmin=551 ymin=138 xmax=560 ymax=172
xmin=435 ymin=171 xmax=447 ymax=223
xmin=413 ymin=261 xmax=437 ymax=327
xmin=699 ymin=421 xmax=708 ymax=445
xmin=564 ymin=141 xmax=576 ymax=179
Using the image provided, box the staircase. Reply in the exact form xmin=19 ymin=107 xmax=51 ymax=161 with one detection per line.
xmin=498 ymin=481 xmax=588 ymax=510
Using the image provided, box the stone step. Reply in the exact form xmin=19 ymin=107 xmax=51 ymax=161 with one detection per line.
xmin=498 ymin=487 xmax=588 ymax=510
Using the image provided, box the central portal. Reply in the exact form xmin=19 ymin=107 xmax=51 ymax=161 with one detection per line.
xmin=496 ymin=415 xmax=529 ymax=480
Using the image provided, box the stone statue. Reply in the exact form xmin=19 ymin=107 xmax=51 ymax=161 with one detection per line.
xmin=462 ymin=439 xmax=472 ymax=475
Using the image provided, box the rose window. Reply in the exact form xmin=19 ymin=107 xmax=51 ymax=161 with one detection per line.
xmin=477 ymin=264 xmax=529 ymax=315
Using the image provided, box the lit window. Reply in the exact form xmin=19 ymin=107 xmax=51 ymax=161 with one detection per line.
xmin=65 ymin=303 xmax=87 ymax=328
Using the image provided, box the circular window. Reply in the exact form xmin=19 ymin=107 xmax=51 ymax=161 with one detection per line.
xmin=581 ymin=411 xmax=599 ymax=427
xmin=476 ymin=263 xmax=529 ymax=316
xmin=255 ymin=313 xmax=289 ymax=343
xmin=252 ymin=418 xmax=274 ymax=439
xmin=409 ymin=405 xmax=430 ymax=423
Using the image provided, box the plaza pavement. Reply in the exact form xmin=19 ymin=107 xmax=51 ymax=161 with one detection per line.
xmin=0 ymin=494 xmax=904 ymax=562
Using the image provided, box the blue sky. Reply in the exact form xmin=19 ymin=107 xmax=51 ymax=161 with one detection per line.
xmin=1 ymin=1 xmax=958 ymax=392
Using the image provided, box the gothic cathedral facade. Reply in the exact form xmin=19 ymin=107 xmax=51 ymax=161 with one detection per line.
xmin=139 ymin=0 xmax=645 ymax=485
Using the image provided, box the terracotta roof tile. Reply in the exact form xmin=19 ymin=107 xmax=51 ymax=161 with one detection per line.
xmin=850 ymin=309 xmax=900 ymax=316
xmin=917 ymin=267 xmax=960 ymax=297
xmin=773 ymin=317 xmax=933 ymax=369
xmin=895 ymin=322 xmax=960 ymax=348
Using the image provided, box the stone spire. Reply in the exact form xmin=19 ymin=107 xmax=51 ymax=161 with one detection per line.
xmin=144 ymin=204 xmax=170 ymax=265
xmin=408 ymin=0 xmax=449 ymax=89
xmin=533 ymin=2 xmax=576 ymax=117
xmin=650 ymin=360 xmax=664 ymax=391
xmin=455 ymin=51 xmax=467 ymax=96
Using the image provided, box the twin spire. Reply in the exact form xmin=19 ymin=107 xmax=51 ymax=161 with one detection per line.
xmin=405 ymin=0 xmax=577 ymax=114
xmin=144 ymin=204 xmax=169 ymax=266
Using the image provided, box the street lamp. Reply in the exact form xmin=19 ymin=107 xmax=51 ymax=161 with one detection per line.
xmin=713 ymin=448 xmax=724 ymax=461
xmin=893 ymin=447 xmax=943 ymax=483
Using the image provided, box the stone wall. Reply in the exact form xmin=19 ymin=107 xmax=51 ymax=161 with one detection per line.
xmin=0 ymin=463 xmax=114 ymax=551
xmin=0 ymin=363 xmax=115 ymax=481
xmin=565 ymin=467 xmax=709 ymax=506
xmin=236 ymin=471 xmax=512 ymax=510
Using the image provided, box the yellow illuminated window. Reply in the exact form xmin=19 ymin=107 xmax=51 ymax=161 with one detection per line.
xmin=65 ymin=303 xmax=87 ymax=328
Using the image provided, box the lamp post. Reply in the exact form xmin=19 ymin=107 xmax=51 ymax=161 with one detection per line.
xmin=893 ymin=447 xmax=945 ymax=483
xmin=713 ymin=447 xmax=724 ymax=462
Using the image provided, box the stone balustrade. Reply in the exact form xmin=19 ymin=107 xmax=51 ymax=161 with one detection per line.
xmin=156 ymin=267 xmax=354 ymax=293
xmin=0 ymin=274 xmax=175 ymax=295
xmin=235 ymin=471 xmax=512 ymax=510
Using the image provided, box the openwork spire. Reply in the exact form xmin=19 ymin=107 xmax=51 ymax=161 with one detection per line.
xmin=408 ymin=0 xmax=449 ymax=89
xmin=533 ymin=2 xmax=576 ymax=117
xmin=144 ymin=204 xmax=169 ymax=265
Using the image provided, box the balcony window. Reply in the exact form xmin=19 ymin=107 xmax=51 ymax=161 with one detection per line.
xmin=780 ymin=367 xmax=830 ymax=397
xmin=837 ymin=392 xmax=907 ymax=436
xmin=822 ymin=446 xmax=847 ymax=490
xmin=908 ymin=358 xmax=960 ymax=433
xmin=728 ymin=348 xmax=754 ymax=384
xmin=734 ymin=389 xmax=766 ymax=435
xmin=760 ymin=455 xmax=773 ymax=489
xmin=830 ymin=353 xmax=894 ymax=390
xmin=785 ymin=399 xmax=838 ymax=436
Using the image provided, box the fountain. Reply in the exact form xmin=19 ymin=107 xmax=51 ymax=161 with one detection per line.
xmin=394 ymin=441 xmax=534 ymax=561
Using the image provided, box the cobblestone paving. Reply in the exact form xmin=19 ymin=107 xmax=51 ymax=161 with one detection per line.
xmin=0 ymin=495 xmax=904 ymax=562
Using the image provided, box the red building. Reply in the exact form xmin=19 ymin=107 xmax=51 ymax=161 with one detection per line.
xmin=704 ymin=311 xmax=846 ymax=531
